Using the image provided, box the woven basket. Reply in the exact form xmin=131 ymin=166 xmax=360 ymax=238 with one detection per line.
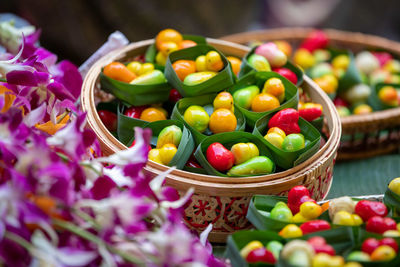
xmin=81 ymin=38 xmax=341 ymax=242
xmin=221 ymin=28 xmax=400 ymax=160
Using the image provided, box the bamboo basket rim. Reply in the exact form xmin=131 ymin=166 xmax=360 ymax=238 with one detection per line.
xmin=221 ymin=27 xmax=400 ymax=130
xmin=81 ymin=37 xmax=341 ymax=190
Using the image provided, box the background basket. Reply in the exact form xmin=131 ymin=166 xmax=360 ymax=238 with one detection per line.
xmin=81 ymin=38 xmax=341 ymax=242
xmin=221 ymin=28 xmax=400 ymax=161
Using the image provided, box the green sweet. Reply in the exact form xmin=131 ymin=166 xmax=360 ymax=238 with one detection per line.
xmin=282 ymin=134 xmax=305 ymax=152
xmin=347 ymin=251 xmax=371 ymax=262
xmin=227 ymin=156 xmax=274 ymax=176
xmin=130 ymin=70 xmax=166 ymax=85
xmin=266 ymin=240 xmax=284 ymax=259
xmin=248 ymin=54 xmax=271 ymax=72
xmin=233 ymin=85 xmax=260 ymax=110
xmin=156 ymin=125 xmax=182 ymax=148
xmin=270 ymin=201 xmax=293 ymax=222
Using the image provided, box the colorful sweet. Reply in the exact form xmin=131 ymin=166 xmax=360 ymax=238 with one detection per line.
xmin=300 ymin=220 xmax=331 ymax=235
xmin=206 ymin=142 xmax=234 ymax=172
xmin=247 ymin=54 xmax=271 ymax=72
xmin=226 ymin=56 xmax=242 ymax=76
xmin=183 ymin=105 xmax=210 ymax=132
xmin=272 ymin=67 xmax=298 ymax=84
xmin=268 ymin=108 xmax=301 ymax=135
xmin=388 ymin=177 xmax=400 ymax=195
xmin=332 ymin=211 xmax=363 ymax=226
xmin=213 ymin=91 xmax=234 ymax=111
xmin=233 ymin=85 xmax=260 ymax=109
xmin=288 ymin=185 xmax=316 ymax=214
xmin=205 ymin=50 xmax=224 ymax=72
xmin=98 ymin=110 xmax=117 ymax=132
xmin=270 ymin=201 xmax=293 ymax=221
xmin=227 ymin=156 xmax=274 ymax=176
xmin=156 ymin=125 xmax=183 ymax=148
xmin=148 ymin=144 xmax=177 ymax=165
xmin=209 ymin=108 xmax=237 ymax=134
xmin=378 ymin=86 xmax=399 ymax=107
xmin=251 ymin=93 xmax=280 ymax=112
xmin=154 ymin=29 xmax=190 ymax=66
xmin=127 ymin=61 xmax=154 ymax=76
xmin=169 ymin=88 xmax=182 ymax=103
xmin=172 ymin=60 xmax=196 ymax=81
xmin=282 ymin=134 xmax=305 ymax=152
xmin=263 ymin=77 xmax=285 ymax=102
xmin=230 ymin=143 xmax=259 ymax=165
xmin=279 ymin=224 xmax=303 ymax=238
xmin=355 ymin=200 xmax=388 ymax=221
xmin=299 ymin=102 xmax=323 ymax=121
xmin=307 ymin=236 xmax=335 ymax=256
xmin=103 ymin=62 xmax=136 ymax=83
xmin=366 ymin=216 xmax=396 ymax=234
xmin=353 ymin=104 xmax=373 ymax=115
xmin=240 ymin=241 xmax=279 ymax=264
xmin=347 ymin=237 xmax=399 ymax=262
xmin=183 ymin=71 xmax=217 ymax=86
xmin=255 ymin=42 xmax=288 ymax=68
xmin=139 ymin=107 xmax=167 ymax=122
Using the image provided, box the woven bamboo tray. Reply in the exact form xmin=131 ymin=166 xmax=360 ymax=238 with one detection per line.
xmin=221 ymin=28 xmax=400 ymax=160
xmin=81 ymin=38 xmax=341 ymax=242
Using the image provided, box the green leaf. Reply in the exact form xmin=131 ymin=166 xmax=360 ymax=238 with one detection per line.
xmin=117 ymin=104 xmax=148 ymax=145
xmin=309 ymin=115 xmax=324 ymax=133
xmin=368 ymin=83 xmax=400 ymax=111
xmin=171 ymin=93 xmax=246 ymax=145
xmin=127 ymin=120 xmax=194 ymax=169
xmin=253 ymin=114 xmax=321 ymax=170
xmin=229 ymin=71 xmax=299 ymax=128
xmin=238 ymin=46 xmax=303 ymax=86
xmin=96 ymin=100 xmax=119 ymax=113
xmin=100 ymin=72 xmax=171 ymax=106
xmin=336 ymin=51 xmax=363 ymax=93
xmin=194 ymin=132 xmax=276 ymax=177
xmin=164 ymin=44 xmax=236 ymax=97
xmin=384 ymin=188 xmax=400 ymax=217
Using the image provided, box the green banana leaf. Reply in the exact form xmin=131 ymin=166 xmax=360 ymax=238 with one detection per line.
xmin=99 ymin=72 xmax=171 ymax=106
xmin=182 ymin=165 xmax=208 ymax=175
xmin=117 ymin=104 xmax=148 ymax=145
xmin=127 ymin=120 xmax=194 ymax=169
xmin=253 ymin=114 xmax=321 ymax=170
xmin=384 ymin=188 xmax=400 ymax=217
xmin=171 ymin=93 xmax=246 ymax=145
xmin=164 ymin=44 xmax=236 ymax=97
xmin=368 ymin=83 xmax=400 ymax=111
xmin=225 ymin=230 xmax=284 ymax=267
xmin=144 ymin=34 xmax=207 ymax=71
xmin=309 ymin=115 xmax=324 ymax=133
xmin=194 ymin=131 xmax=276 ymax=177
xmin=96 ymin=100 xmax=119 ymax=113
xmin=237 ymin=46 xmax=304 ymax=86
xmin=332 ymin=50 xmax=363 ymax=94
xmin=229 ymin=71 xmax=299 ymax=128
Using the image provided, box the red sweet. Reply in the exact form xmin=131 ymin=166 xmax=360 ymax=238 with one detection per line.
xmin=246 ymin=248 xmax=276 ymax=264
xmin=362 ymin=238 xmax=380 ymax=255
xmin=272 ymin=67 xmax=298 ymax=85
xmin=300 ymin=220 xmax=331 ymax=235
xmin=98 ymin=110 xmax=117 ymax=132
xmin=299 ymin=107 xmax=322 ymax=122
xmin=287 ymin=186 xmax=315 ymax=214
xmin=355 ymin=200 xmax=388 ymax=221
xmin=124 ymin=105 xmax=148 ymax=119
xmin=333 ymin=97 xmax=349 ymax=107
xmin=268 ymin=108 xmax=301 ymax=135
xmin=300 ymin=30 xmax=329 ymax=52
xmin=206 ymin=143 xmax=234 ymax=172
xmin=185 ymin=155 xmax=202 ymax=168
xmin=372 ymin=52 xmax=393 ymax=67
xmin=366 ymin=216 xmax=396 ymax=234
xmin=169 ymin=89 xmax=182 ymax=103
xmin=380 ymin=237 xmax=399 ymax=253
xmin=307 ymin=236 xmax=335 ymax=256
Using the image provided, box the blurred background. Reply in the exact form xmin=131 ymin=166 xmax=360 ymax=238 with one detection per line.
xmin=2 ymin=0 xmax=400 ymax=66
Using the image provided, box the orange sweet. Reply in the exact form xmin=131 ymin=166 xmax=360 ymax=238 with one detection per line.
xmin=251 ymin=93 xmax=280 ymax=112
xmin=172 ymin=60 xmax=196 ymax=81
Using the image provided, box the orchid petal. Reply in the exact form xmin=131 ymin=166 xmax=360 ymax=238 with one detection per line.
xmin=23 ymin=102 xmax=46 ymax=127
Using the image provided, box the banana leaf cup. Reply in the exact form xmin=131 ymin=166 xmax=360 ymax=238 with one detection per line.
xmin=171 ymin=93 xmax=246 ymax=145
xmin=117 ymin=103 xmax=149 ymax=145
xmin=384 ymin=187 xmax=400 ymax=217
xmin=229 ymin=71 xmax=299 ymax=128
xmin=193 ymin=131 xmax=275 ymax=177
xmin=145 ymin=34 xmax=207 ymax=71
xmin=237 ymin=46 xmax=303 ymax=86
xmin=368 ymin=83 xmax=400 ymax=111
xmin=253 ymin=112 xmax=321 ymax=170
xmin=99 ymin=71 xmax=171 ymax=106
xmin=127 ymin=120 xmax=194 ymax=169
xmin=164 ymin=44 xmax=236 ymax=97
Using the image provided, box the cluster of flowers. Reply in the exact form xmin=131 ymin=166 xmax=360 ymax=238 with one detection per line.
xmin=0 ymin=21 xmax=224 ymax=266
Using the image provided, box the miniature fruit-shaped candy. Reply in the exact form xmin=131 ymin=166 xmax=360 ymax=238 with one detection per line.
xmin=255 ymin=42 xmax=287 ymax=68
xmin=328 ymin=196 xmax=355 ymax=219
xmin=169 ymin=89 xmax=182 ymax=103
xmin=233 ymin=85 xmax=260 ymax=109
xmin=240 ymin=241 xmax=263 ymax=258
xmin=246 ymin=248 xmax=276 ymax=264
xmin=389 ymin=177 xmax=400 ymax=195
xmin=158 ymin=41 xmax=179 ymax=56
xmin=343 ymin=84 xmax=371 ymax=104
xmin=268 ymin=108 xmax=301 ymax=135
xmin=155 ymin=29 xmax=183 ymax=51
xmin=138 ymin=63 xmax=155 ymax=75
xmin=155 ymin=51 xmax=167 ymax=66
xmin=362 ymin=238 xmax=380 ymax=255
xmin=370 ymin=245 xmax=396 ymax=261
xmin=300 ymin=201 xmax=322 ymax=219
xmin=307 ymin=236 xmax=335 ymax=256
xmin=251 ymin=93 xmax=280 ymax=112
xmin=206 ymin=142 xmax=234 ymax=172
xmin=270 ymin=201 xmax=293 ymax=222
xmin=248 ymin=54 xmax=271 ymax=72
xmin=226 ymin=56 xmax=242 ymax=76
xmin=366 ymin=216 xmax=397 ymax=234
xmin=183 ymin=71 xmax=217 ymax=86
xmin=178 ymin=40 xmax=197 ymax=49
xmin=172 ymin=60 xmax=196 ymax=81
xmin=130 ymin=70 xmax=167 ymax=85
xmin=183 ymin=105 xmax=210 ymax=133
xmin=337 ymin=106 xmax=351 ymax=117
xmin=355 ymin=51 xmax=380 ymax=75
xmin=267 ymin=127 xmax=286 ymax=138
xmin=380 ymin=237 xmax=399 ymax=253
xmin=282 ymin=134 xmax=305 ymax=152
xmin=291 ymin=213 xmax=308 ymax=223
xmin=266 ymin=241 xmax=283 ymax=259
xmin=264 ymin=132 xmax=284 ymax=148
xmin=209 ymin=108 xmax=237 ymax=134
xmin=347 ymin=251 xmax=371 ymax=262
xmin=104 ymin=62 xmax=136 ymax=83
xmin=279 ymin=224 xmax=303 ymax=238
xmin=195 ymin=55 xmax=207 ymax=72
xmin=98 ymin=110 xmax=117 ymax=132
xmin=230 ymin=142 xmax=259 ymax=165
xmin=300 ymin=220 xmax=331 ymax=235
xmin=227 ymin=156 xmax=274 ymax=176
xmin=353 ymin=104 xmax=373 ymax=115
xmin=300 ymin=30 xmax=329 ymax=52
xmin=272 ymin=67 xmax=298 ymax=85
xmin=355 ymin=200 xmax=388 ymax=221
xmin=294 ymin=48 xmax=315 ymax=69
xmin=309 ymin=62 xmax=333 ymax=79
xmin=274 ymin=40 xmax=292 ymax=57
xmin=124 ymin=105 xmax=148 ymax=119
xmin=281 ymin=240 xmax=314 ymax=267
xmin=263 ymin=77 xmax=285 ymax=101
xmin=314 ymin=74 xmax=338 ymax=94
xmin=140 ymin=107 xmax=167 ymax=122
xmin=332 ymin=210 xmax=360 ymax=226
xmin=378 ymin=86 xmax=399 ymax=106
xmin=332 ymin=54 xmax=350 ymax=70
xmin=156 ymin=125 xmax=182 ymax=148
xmin=288 ymin=185 xmax=312 ymax=214
xmin=126 ymin=61 xmax=142 ymax=74
xmin=213 ymin=92 xmax=234 ymax=111
xmin=148 ymin=149 xmax=163 ymax=164
xmin=205 ymin=51 xmax=224 ymax=72
xmin=313 ymin=49 xmax=331 ymax=63
xmin=159 ymin=144 xmax=177 ymax=165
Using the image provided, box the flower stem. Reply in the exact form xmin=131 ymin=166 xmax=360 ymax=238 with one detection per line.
xmin=4 ymin=231 xmax=33 ymax=251
xmin=0 ymin=78 xmax=6 ymax=82
xmin=52 ymin=219 xmax=146 ymax=266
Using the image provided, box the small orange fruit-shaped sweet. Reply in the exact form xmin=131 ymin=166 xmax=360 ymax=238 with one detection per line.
xmin=213 ymin=91 xmax=234 ymax=111
xmin=209 ymin=108 xmax=237 ymax=134
xmin=178 ymin=40 xmax=197 ymax=50
xmin=195 ymin=55 xmax=207 ymax=72
xmin=172 ymin=60 xmax=196 ymax=81
xmin=206 ymin=51 xmax=224 ymax=72
xmin=155 ymin=29 xmax=183 ymax=50
xmin=251 ymin=93 xmax=280 ymax=112
xmin=263 ymin=78 xmax=285 ymax=101
xmin=103 ymin=62 xmax=136 ymax=83
xmin=140 ymin=107 xmax=167 ymax=122
xmin=353 ymin=104 xmax=372 ymax=115
xmin=378 ymin=86 xmax=399 ymax=106
xmin=267 ymin=127 xmax=286 ymax=139
xmin=158 ymin=41 xmax=179 ymax=56
xmin=370 ymin=245 xmax=396 ymax=261
xmin=274 ymin=40 xmax=292 ymax=57
xmin=226 ymin=56 xmax=242 ymax=76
